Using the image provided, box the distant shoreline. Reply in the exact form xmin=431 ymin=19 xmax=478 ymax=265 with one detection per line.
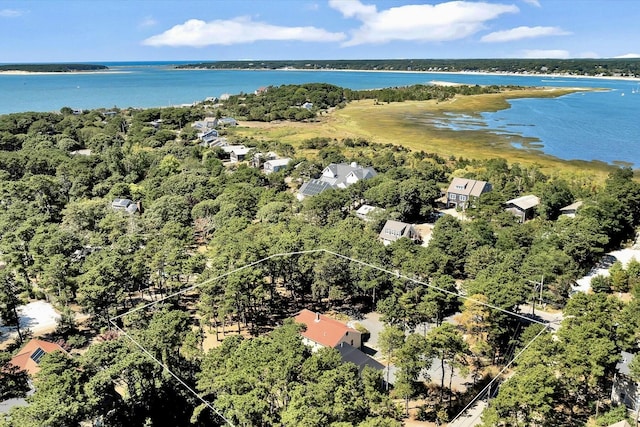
xmin=2 ymin=65 xmax=639 ymax=83
xmin=0 ymin=70 xmax=129 ymax=76
xmin=178 ymin=66 xmax=640 ymax=83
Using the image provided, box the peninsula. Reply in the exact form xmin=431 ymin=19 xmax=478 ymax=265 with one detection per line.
xmin=0 ymin=63 xmax=108 ymax=73
xmin=176 ymin=58 xmax=640 ymax=79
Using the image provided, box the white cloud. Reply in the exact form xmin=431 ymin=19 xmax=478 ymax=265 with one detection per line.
xmin=0 ymin=9 xmax=23 ymax=17
xmin=521 ymin=49 xmax=570 ymax=59
xmin=522 ymin=0 xmax=541 ymax=7
xmin=578 ymin=51 xmax=599 ymax=59
xmin=329 ymin=0 xmax=519 ymax=46
xmin=615 ymin=53 xmax=640 ymax=58
xmin=138 ymin=16 xmax=158 ymax=29
xmin=328 ymin=0 xmax=377 ymax=19
xmin=143 ymin=16 xmax=346 ymax=47
xmin=481 ymin=26 xmax=570 ymax=42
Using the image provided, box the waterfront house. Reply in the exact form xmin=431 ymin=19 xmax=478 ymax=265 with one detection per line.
xmin=379 ymin=220 xmax=420 ymax=245
xmin=505 ymin=194 xmax=540 ymax=223
xmin=445 ymin=177 xmax=492 ymax=209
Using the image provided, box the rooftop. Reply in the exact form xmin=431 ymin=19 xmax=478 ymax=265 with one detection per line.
xmin=294 ymin=309 xmax=360 ymax=348
xmin=8 ymin=339 xmax=67 ymax=377
xmin=506 ymin=194 xmax=540 ymax=210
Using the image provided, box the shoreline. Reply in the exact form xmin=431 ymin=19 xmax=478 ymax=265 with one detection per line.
xmin=177 ymin=66 xmax=640 ymax=83
xmin=0 ymin=70 xmax=129 ymax=76
xmin=2 ymin=65 xmax=639 ymax=83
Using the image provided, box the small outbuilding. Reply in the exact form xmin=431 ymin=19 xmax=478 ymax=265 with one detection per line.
xmin=559 ymin=201 xmax=583 ymax=218
xmin=505 ymin=194 xmax=540 ymax=223
xmin=263 ymin=158 xmax=291 ymax=174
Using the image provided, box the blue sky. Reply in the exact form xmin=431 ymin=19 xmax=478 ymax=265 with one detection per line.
xmin=1 ymin=0 xmax=639 ymax=62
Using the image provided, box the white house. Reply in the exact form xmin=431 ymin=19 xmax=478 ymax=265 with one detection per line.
xmin=263 ymin=158 xmax=291 ymax=174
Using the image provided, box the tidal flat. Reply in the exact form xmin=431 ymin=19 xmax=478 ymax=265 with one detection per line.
xmin=233 ymin=87 xmax=618 ymax=180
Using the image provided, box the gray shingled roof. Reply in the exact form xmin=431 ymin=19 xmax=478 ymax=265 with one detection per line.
xmin=446 ymin=177 xmax=491 ymax=197
xmin=336 ymin=343 xmax=384 ymax=373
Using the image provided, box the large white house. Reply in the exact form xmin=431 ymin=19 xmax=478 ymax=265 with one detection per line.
xmin=297 ymin=162 xmax=377 ymax=200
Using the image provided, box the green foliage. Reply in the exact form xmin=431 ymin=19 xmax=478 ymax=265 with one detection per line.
xmin=595 ymin=405 xmax=630 ymax=426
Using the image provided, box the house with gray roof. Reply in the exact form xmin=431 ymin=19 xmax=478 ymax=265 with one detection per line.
xmin=505 ymin=194 xmax=540 ymax=223
xmin=611 ymin=351 xmax=639 ymax=411
xmin=199 ymin=129 xmax=219 ymax=143
xmin=379 ymin=220 xmax=420 ymax=245
xmin=230 ymin=147 xmax=251 ymax=163
xmin=336 ymin=342 xmax=384 ymax=374
xmin=297 ymin=162 xmax=377 ymax=200
xmin=112 ymin=198 xmax=141 ymax=214
xmin=192 ymin=117 xmax=218 ymax=130
xmin=559 ymin=201 xmax=583 ymax=218
xmin=445 ymin=177 xmax=492 ymax=209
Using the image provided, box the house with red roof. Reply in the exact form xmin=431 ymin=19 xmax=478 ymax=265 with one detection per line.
xmin=293 ymin=309 xmax=362 ymax=351
xmin=8 ymin=339 xmax=67 ymax=377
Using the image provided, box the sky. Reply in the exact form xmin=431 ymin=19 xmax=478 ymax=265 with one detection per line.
xmin=1 ymin=0 xmax=639 ymax=63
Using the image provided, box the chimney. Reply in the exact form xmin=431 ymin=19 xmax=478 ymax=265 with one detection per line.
xmin=315 ymin=312 xmax=320 ymax=322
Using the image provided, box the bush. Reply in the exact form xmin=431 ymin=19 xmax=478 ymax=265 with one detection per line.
xmin=595 ymin=405 xmax=629 ymax=426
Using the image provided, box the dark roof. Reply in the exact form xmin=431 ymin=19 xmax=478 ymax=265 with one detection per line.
xmin=298 ymin=179 xmax=333 ymax=197
xmin=336 ymin=342 xmax=384 ymax=373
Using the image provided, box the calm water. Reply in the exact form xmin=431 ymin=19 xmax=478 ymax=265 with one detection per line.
xmin=1 ymin=61 xmax=638 ymax=167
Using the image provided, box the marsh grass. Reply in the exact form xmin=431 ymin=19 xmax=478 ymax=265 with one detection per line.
xmin=232 ymin=88 xmax=618 ymax=180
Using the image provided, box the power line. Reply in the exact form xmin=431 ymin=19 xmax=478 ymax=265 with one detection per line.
xmin=109 ymin=320 xmax=235 ymax=427
xmin=109 ymin=248 xmax=551 ymax=426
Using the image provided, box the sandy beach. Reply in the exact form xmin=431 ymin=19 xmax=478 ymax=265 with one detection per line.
xmin=191 ymin=65 xmax=640 ymax=83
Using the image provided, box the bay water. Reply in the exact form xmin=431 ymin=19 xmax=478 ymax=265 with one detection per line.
xmin=0 ymin=61 xmax=638 ymax=167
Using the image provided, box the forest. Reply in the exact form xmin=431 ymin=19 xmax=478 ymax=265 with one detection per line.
xmin=1 ymin=83 xmax=640 ymax=426
xmin=176 ymin=58 xmax=640 ymax=77
xmin=218 ymin=82 xmax=513 ymax=122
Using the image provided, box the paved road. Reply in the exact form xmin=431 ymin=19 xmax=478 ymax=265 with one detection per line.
xmin=448 ymin=401 xmax=487 ymax=427
xmin=518 ymin=304 xmax=564 ymax=331
xmin=354 ymin=312 xmax=471 ymax=391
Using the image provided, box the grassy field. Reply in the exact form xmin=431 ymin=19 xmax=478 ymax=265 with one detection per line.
xmin=232 ymin=87 xmax=619 ymax=180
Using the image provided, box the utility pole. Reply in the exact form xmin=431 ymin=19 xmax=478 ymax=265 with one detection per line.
xmin=527 ymin=276 xmax=544 ymax=316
